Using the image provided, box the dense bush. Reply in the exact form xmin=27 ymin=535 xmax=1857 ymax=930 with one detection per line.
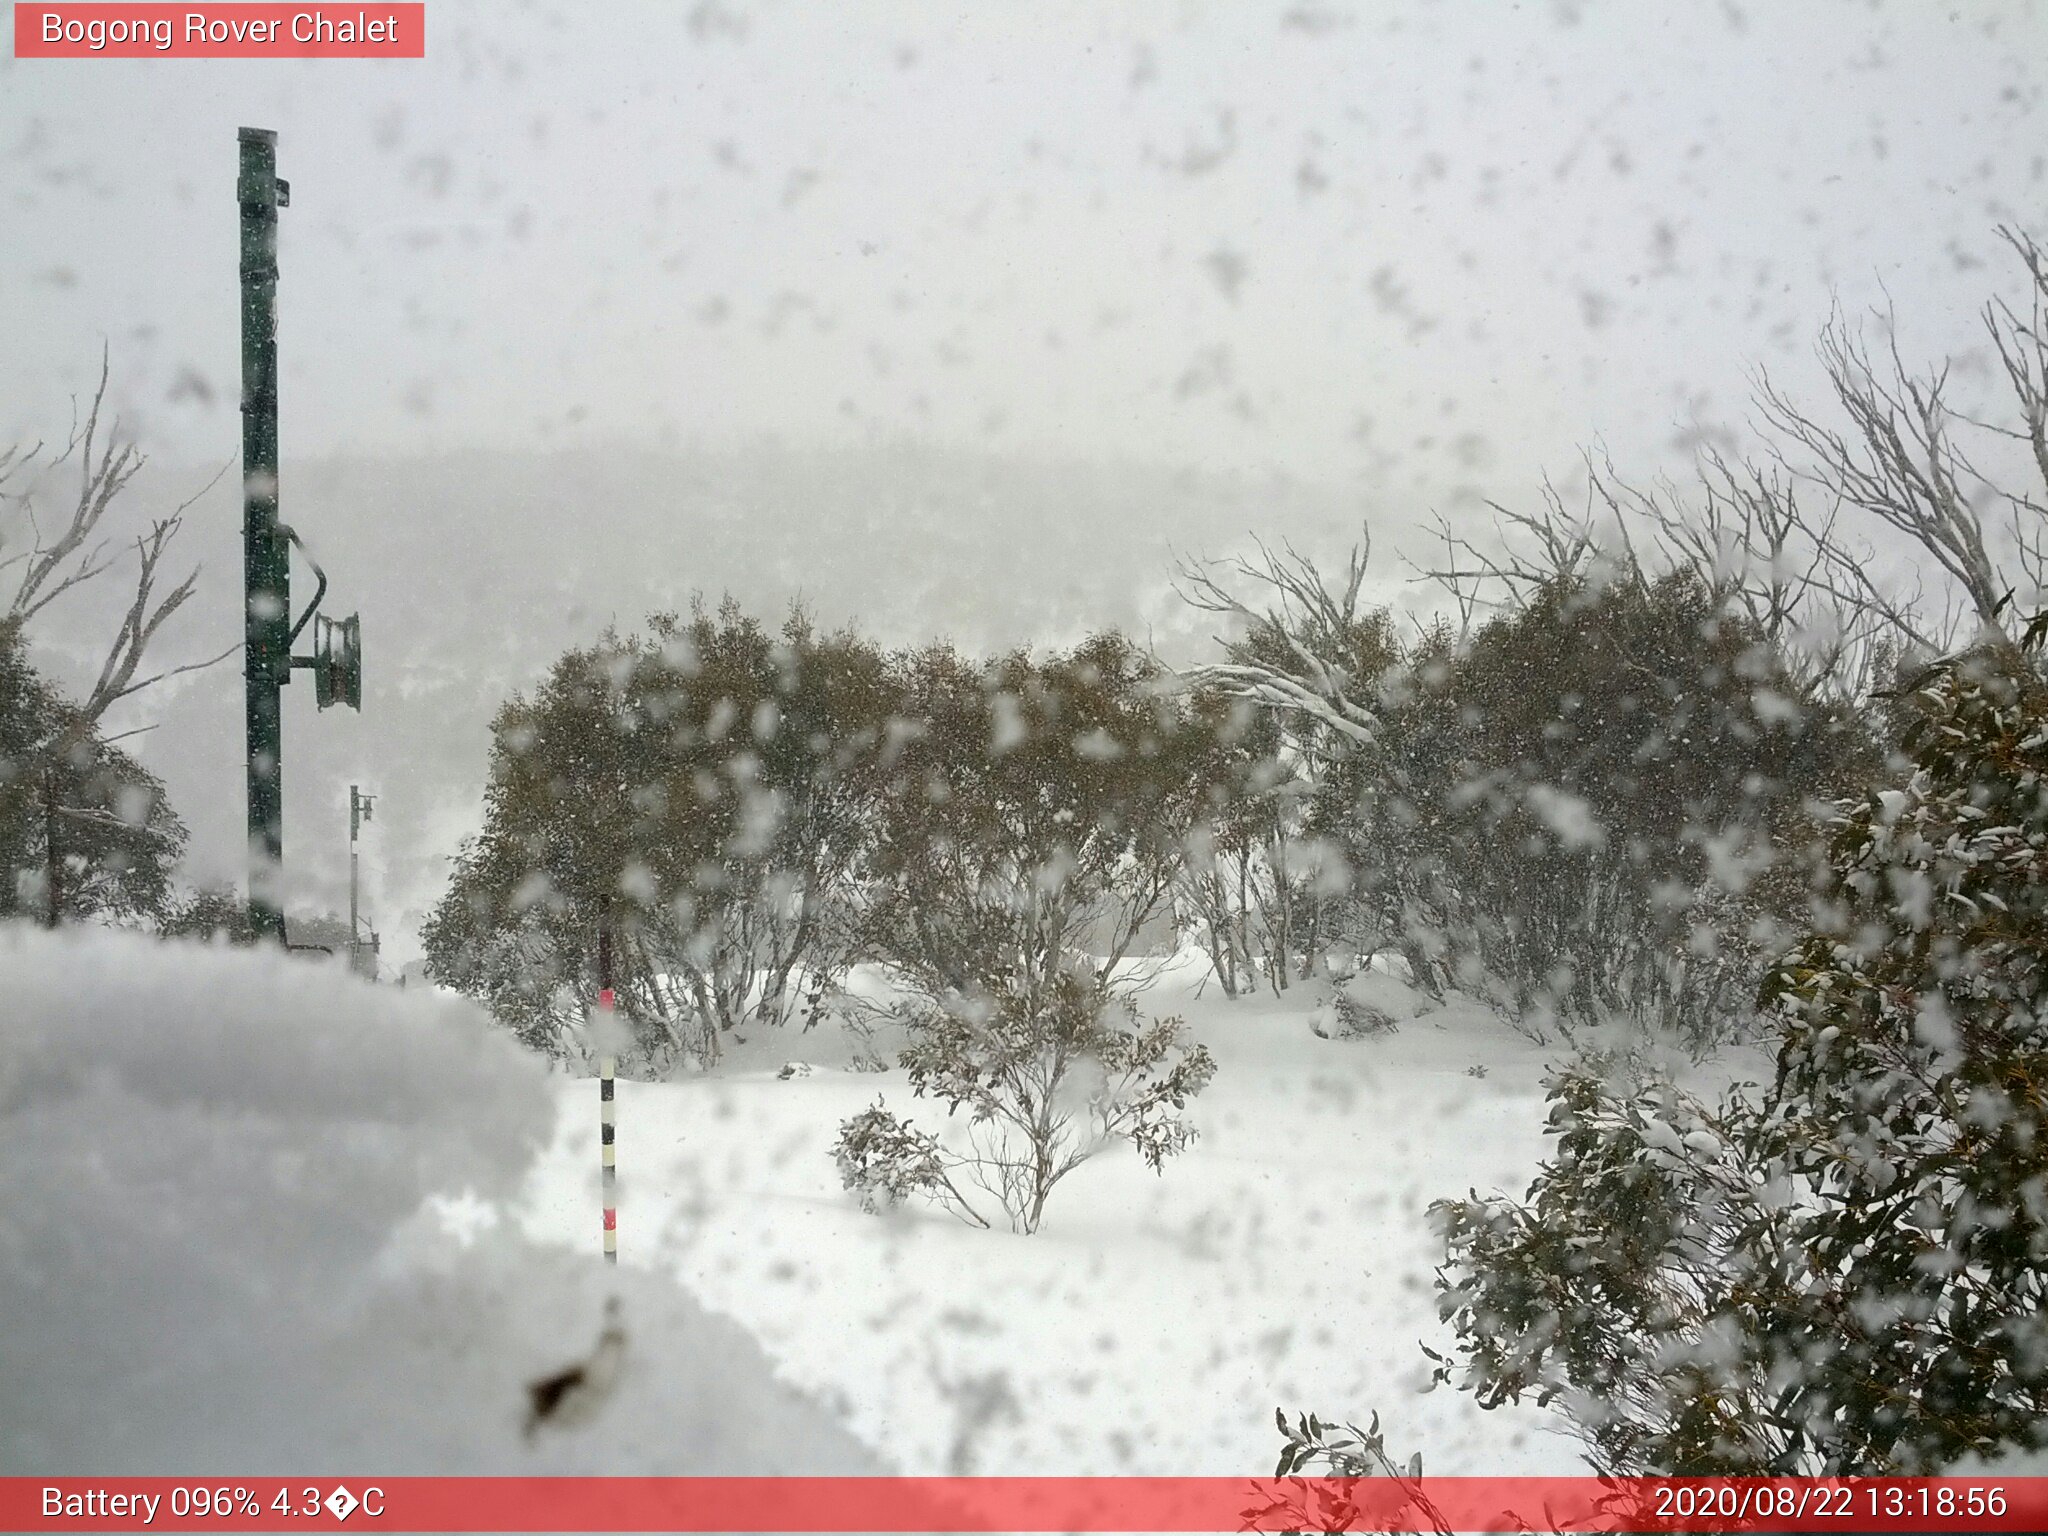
xmin=1424 ymin=617 xmax=2048 ymax=1474
xmin=423 ymin=603 xmax=895 ymax=1067
xmin=1318 ymin=567 xmax=1872 ymax=1052
xmin=156 ymin=886 xmax=257 ymax=943
xmin=432 ymin=568 xmax=1873 ymax=1069
xmin=860 ymin=631 xmax=1209 ymax=1001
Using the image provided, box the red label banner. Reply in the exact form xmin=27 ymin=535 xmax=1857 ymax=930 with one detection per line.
xmin=2 ymin=1476 xmax=2044 ymax=1532
xmin=13 ymin=4 xmax=425 ymax=58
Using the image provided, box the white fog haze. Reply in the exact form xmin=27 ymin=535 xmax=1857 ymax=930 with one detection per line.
xmin=6 ymin=1 xmax=2043 ymax=950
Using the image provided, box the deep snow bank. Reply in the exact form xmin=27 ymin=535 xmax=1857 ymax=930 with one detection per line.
xmin=0 ymin=926 xmax=881 ymax=1475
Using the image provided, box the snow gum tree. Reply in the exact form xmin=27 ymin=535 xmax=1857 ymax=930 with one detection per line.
xmin=860 ymin=631 xmax=1208 ymax=999
xmin=839 ymin=632 xmax=1218 ymax=1232
xmin=1 ymin=356 xmax=232 ymax=757
xmin=1177 ymin=540 xmax=1398 ymax=992
xmin=1424 ymin=615 xmax=2048 ymax=1475
xmin=834 ymin=969 xmax=1215 ymax=1233
xmin=1 ymin=360 xmax=223 ymax=932
xmin=1184 ymin=543 xmax=1871 ymax=1052
xmin=423 ymin=602 xmax=895 ymax=1069
xmin=1366 ymin=568 xmax=1870 ymax=1051
xmin=1172 ymin=688 xmax=1319 ymax=997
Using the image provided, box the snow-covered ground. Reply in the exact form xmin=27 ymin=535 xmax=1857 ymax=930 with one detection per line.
xmin=0 ymin=927 xmax=881 ymax=1476
xmin=513 ymin=954 xmax=1585 ymax=1477
xmin=4 ymin=924 xmax=1685 ymax=1479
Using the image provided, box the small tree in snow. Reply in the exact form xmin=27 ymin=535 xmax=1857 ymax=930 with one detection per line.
xmin=423 ymin=602 xmax=894 ymax=1070
xmin=1182 ymin=543 xmax=1869 ymax=1052
xmin=1420 ymin=615 xmax=2048 ymax=1475
xmin=861 ymin=633 xmax=1206 ymax=1003
xmin=834 ymin=970 xmax=1215 ymax=1234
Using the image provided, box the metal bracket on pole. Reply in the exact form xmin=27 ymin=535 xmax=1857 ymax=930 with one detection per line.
xmin=281 ymin=525 xmax=328 ymax=651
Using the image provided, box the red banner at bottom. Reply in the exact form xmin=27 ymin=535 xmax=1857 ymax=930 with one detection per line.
xmin=4 ymin=1475 xmax=2043 ymax=1532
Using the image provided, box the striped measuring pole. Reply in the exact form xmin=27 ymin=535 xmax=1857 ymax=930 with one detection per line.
xmin=597 ymin=924 xmax=617 ymax=1264
xmin=599 ymin=991 xmax=617 ymax=1264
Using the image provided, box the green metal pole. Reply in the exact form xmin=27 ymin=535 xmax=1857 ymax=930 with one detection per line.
xmin=239 ymin=127 xmax=288 ymax=944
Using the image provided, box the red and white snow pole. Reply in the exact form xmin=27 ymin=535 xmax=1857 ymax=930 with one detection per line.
xmin=597 ymin=923 xmax=617 ymax=1265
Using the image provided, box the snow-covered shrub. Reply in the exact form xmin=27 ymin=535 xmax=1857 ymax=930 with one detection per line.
xmin=1327 ymin=991 xmax=1397 ymax=1039
xmin=156 ymin=884 xmax=258 ymax=943
xmin=834 ymin=971 xmax=1215 ymax=1234
xmin=423 ymin=602 xmax=895 ymax=1072
xmin=861 ymin=632 xmax=1207 ymax=1003
xmin=1309 ymin=968 xmax=1400 ymax=1040
xmin=1335 ymin=569 xmax=1870 ymax=1053
xmin=832 ymin=1100 xmax=969 ymax=1217
xmin=1423 ymin=618 xmax=2048 ymax=1475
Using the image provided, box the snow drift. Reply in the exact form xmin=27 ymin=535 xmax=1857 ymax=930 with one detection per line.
xmin=0 ymin=926 xmax=882 ymax=1475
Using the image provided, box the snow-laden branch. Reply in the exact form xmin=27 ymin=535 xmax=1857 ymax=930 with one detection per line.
xmin=1174 ymin=533 xmax=1384 ymax=756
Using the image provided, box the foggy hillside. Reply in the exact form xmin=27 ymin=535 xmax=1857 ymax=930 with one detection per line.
xmin=79 ymin=442 xmax=1375 ymax=955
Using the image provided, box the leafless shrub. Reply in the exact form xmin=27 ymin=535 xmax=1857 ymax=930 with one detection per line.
xmin=834 ymin=973 xmax=1215 ymax=1234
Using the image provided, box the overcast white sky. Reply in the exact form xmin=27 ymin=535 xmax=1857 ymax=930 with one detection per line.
xmin=4 ymin=0 xmax=2046 ymax=945
xmin=6 ymin=0 xmax=2044 ymax=502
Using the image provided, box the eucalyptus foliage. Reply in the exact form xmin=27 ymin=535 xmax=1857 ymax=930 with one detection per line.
xmin=1427 ymin=617 xmax=2048 ymax=1474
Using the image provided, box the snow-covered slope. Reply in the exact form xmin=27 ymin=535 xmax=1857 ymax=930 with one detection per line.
xmin=518 ymin=952 xmax=1580 ymax=1476
xmin=0 ymin=926 xmax=883 ymax=1475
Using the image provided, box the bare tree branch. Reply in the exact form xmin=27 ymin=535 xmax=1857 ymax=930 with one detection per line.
xmin=1173 ymin=532 xmax=1383 ymax=752
xmin=1755 ymin=304 xmax=2008 ymax=637
xmin=1 ymin=355 xmax=234 ymax=752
